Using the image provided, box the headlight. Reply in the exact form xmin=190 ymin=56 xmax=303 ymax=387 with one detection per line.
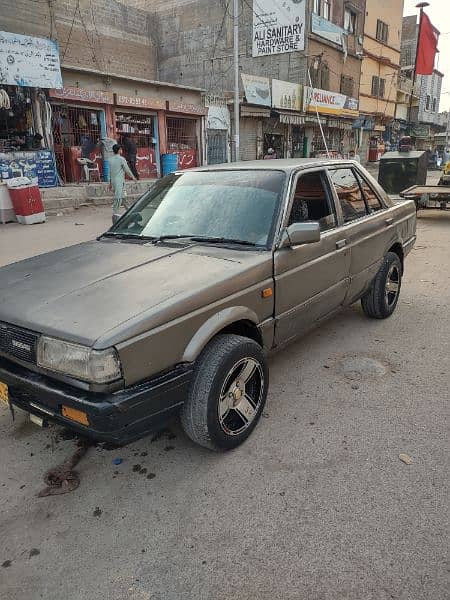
xmin=37 ymin=336 xmax=122 ymax=384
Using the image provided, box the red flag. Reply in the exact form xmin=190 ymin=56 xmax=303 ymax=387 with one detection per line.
xmin=415 ymin=12 xmax=439 ymax=75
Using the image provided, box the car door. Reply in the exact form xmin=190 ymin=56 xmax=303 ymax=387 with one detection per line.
xmin=328 ymin=165 xmax=393 ymax=304
xmin=273 ymin=167 xmax=351 ymax=346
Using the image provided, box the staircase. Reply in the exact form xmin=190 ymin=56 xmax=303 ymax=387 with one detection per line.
xmin=40 ymin=180 xmax=155 ymax=215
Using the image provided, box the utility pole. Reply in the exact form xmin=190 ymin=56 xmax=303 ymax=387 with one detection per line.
xmin=233 ymin=0 xmax=240 ymax=162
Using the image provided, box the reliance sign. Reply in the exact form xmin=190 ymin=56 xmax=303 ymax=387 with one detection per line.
xmin=303 ymin=87 xmax=359 ymax=117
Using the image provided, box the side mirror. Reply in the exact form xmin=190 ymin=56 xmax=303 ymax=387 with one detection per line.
xmin=280 ymin=222 xmax=321 ymax=248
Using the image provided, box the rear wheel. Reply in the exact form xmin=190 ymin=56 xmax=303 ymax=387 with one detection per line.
xmin=361 ymin=252 xmax=402 ymax=319
xmin=181 ymin=334 xmax=268 ymax=451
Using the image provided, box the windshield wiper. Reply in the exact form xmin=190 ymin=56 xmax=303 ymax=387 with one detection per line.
xmin=189 ymin=236 xmax=258 ymax=247
xmin=100 ymin=232 xmax=157 ymax=241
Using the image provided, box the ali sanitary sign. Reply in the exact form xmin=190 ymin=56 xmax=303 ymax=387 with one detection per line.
xmin=252 ymin=0 xmax=306 ymax=57
xmin=303 ymin=87 xmax=359 ymax=118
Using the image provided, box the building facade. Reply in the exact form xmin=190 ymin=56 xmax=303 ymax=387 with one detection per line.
xmin=359 ymin=0 xmax=404 ymax=161
xmin=399 ymin=14 xmax=445 ymax=150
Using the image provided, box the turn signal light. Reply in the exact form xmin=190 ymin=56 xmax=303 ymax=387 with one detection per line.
xmin=62 ymin=405 xmax=89 ymax=426
xmin=262 ymin=288 xmax=273 ymax=298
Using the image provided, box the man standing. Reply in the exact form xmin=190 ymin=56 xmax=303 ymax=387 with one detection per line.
xmin=109 ymin=144 xmax=137 ymax=222
xmin=122 ymin=134 xmax=139 ymax=179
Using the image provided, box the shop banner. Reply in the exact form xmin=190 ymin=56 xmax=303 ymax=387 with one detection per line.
xmin=241 ymin=73 xmax=271 ymax=107
xmin=272 ymin=79 xmax=302 ymax=111
xmin=311 ymin=14 xmax=345 ymax=47
xmin=252 ymin=0 xmax=306 ymax=57
xmin=303 ymin=87 xmax=359 ymax=117
xmin=0 ymin=31 xmax=62 ymax=88
xmin=49 ymin=87 xmax=114 ymax=105
xmin=115 ymin=94 xmax=166 ymax=110
xmin=168 ymin=102 xmax=208 ymax=116
xmin=0 ymin=150 xmax=58 ymax=187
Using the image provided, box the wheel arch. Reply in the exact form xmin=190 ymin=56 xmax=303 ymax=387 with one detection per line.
xmin=182 ymin=307 xmax=261 ymax=364
xmin=387 ymin=241 xmax=404 ymax=272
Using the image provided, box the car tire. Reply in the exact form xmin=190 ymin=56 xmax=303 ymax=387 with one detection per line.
xmin=181 ymin=334 xmax=268 ymax=451
xmin=361 ymin=252 xmax=402 ymax=319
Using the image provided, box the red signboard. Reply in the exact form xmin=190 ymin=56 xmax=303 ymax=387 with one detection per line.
xmin=175 ymin=149 xmax=197 ymax=170
xmin=135 ymin=147 xmax=158 ymax=179
xmin=49 ymin=87 xmax=114 ymax=105
xmin=168 ymin=101 xmax=208 ymax=116
xmin=115 ymin=94 xmax=166 ymax=110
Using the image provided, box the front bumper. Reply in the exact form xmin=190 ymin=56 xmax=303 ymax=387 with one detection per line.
xmin=0 ymin=357 xmax=192 ymax=444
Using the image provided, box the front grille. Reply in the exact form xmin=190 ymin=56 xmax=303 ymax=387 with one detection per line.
xmin=0 ymin=322 xmax=39 ymax=364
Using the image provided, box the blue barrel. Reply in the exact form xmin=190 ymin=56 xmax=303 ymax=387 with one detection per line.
xmin=161 ymin=153 xmax=178 ymax=176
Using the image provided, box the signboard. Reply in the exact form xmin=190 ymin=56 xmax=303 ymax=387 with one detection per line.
xmin=207 ymin=106 xmax=230 ymax=130
xmin=272 ymin=79 xmax=302 ymax=111
xmin=0 ymin=31 xmax=62 ymax=88
xmin=168 ymin=101 xmax=208 ymax=116
xmin=241 ymin=73 xmax=271 ymax=107
xmin=49 ymin=87 xmax=114 ymax=105
xmin=0 ymin=150 xmax=58 ymax=187
xmin=311 ymin=14 xmax=345 ymax=47
xmin=115 ymin=94 xmax=166 ymax=110
xmin=303 ymin=87 xmax=359 ymax=117
xmin=252 ymin=0 xmax=306 ymax=57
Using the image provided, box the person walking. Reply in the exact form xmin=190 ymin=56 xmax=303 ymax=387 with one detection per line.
xmin=109 ymin=144 xmax=137 ymax=221
xmin=122 ymin=133 xmax=139 ymax=179
xmin=263 ymin=147 xmax=277 ymax=159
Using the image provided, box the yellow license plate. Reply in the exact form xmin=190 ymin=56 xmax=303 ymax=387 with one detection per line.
xmin=0 ymin=381 xmax=9 ymax=407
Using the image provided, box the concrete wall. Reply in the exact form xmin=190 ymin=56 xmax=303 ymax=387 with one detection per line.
xmin=0 ymin=0 xmax=158 ymax=81
xmin=142 ymin=0 xmax=308 ymax=93
xmin=359 ymin=0 xmax=403 ymax=119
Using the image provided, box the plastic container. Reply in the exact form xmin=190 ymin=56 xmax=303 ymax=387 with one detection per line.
xmin=161 ymin=153 xmax=178 ymax=176
xmin=0 ymin=182 xmax=17 ymax=224
xmin=7 ymin=178 xmax=46 ymax=225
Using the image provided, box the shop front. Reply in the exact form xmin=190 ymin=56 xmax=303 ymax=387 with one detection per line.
xmin=48 ymin=87 xmax=112 ymax=183
xmin=114 ymin=94 xmax=164 ymax=178
xmin=0 ymin=32 xmax=62 ymax=188
xmin=303 ymin=86 xmax=359 ymax=157
xmin=166 ymin=102 xmax=207 ymax=170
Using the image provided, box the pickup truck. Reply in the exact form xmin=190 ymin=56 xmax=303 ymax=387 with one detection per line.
xmin=0 ymin=159 xmax=416 ymax=451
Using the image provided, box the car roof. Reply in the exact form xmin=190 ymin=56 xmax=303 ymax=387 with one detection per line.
xmin=187 ymin=158 xmax=360 ymax=174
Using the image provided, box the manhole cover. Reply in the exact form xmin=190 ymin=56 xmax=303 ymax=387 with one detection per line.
xmin=341 ymin=356 xmax=388 ymax=381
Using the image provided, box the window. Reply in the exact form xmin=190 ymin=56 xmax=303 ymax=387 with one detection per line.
xmin=310 ymin=62 xmax=330 ymax=90
xmin=425 ymin=95 xmax=431 ymax=110
xmin=344 ymin=9 xmax=357 ymax=34
xmin=340 ymin=75 xmax=354 ymax=97
xmin=371 ymin=76 xmax=385 ymax=98
xmin=432 ymin=98 xmax=437 ymax=112
xmin=288 ymin=171 xmax=336 ymax=232
xmin=376 ymin=19 xmax=389 ymax=43
xmin=313 ymin=0 xmax=332 ymax=20
xmin=357 ymin=174 xmax=383 ymax=212
xmin=329 ymin=168 xmax=367 ymax=223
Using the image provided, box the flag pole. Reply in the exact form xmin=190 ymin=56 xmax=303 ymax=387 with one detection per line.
xmin=408 ymin=2 xmax=429 ymax=132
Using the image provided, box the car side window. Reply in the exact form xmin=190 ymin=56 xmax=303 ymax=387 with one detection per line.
xmin=357 ymin=174 xmax=384 ymax=212
xmin=288 ymin=171 xmax=337 ymax=232
xmin=329 ymin=168 xmax=367 ymax=223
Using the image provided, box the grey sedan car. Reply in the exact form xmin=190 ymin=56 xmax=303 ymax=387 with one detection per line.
xmin=0 ymin=160 xmax=416 ymax=450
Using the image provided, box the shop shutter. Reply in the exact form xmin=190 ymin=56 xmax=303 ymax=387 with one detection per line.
xmin=240 ymin=119 xmax=258 ymax=161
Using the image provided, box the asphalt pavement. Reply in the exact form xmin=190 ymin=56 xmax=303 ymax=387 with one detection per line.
xmin=0 ymin=203 xmax=449 ymax=600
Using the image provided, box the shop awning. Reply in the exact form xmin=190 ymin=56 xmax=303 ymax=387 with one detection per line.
xmin=240 ymin=105 xmax=271 ymax=118
xmin=275 ymin=111 xmax=306 ymax=125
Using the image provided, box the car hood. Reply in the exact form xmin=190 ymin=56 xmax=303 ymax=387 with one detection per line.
xmin=0 ymin=240 xmax=272 ymax=347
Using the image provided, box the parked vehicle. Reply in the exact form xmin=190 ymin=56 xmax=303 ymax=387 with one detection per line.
xmin=0 ymin=160 xmax=417 ymax=451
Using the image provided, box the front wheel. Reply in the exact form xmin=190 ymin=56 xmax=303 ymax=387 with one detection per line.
xmin=361 ymin=252 xmax=402 ymax=319
xmin=181 ymin=334 xmax=268 ymax=451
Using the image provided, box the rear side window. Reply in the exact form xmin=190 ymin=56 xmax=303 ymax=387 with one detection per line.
xmin=357 ymin=174 xmax=383 ymax=212
xmin=329 ymin=168 xmax=367 ymax=223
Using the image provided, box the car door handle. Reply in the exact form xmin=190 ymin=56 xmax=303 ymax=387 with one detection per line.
xmin=336 ymin=239 xmax=347 ymax=249
xmin=385 ymin=218 xmax=394 ymax=226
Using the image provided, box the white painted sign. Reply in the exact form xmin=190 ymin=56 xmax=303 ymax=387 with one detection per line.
xmin=252 ymin=0 xmax=306 ymax=57
xmin=241 ymin=73 xmax=271 ymax=107
xmin=272 ymin=79 xmax=302 ymax=111
xmin=311 ymin=14 xmax=345 ymax=47
xmin=0 ymin=31 xmax=62 ymax=88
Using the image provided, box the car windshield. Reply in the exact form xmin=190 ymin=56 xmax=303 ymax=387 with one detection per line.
xmin=108 ymin=170 xmax=286 ymax=247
